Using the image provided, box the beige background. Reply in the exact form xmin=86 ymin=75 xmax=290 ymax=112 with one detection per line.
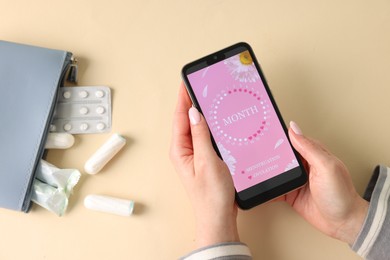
xmin=1 ymin=0 xmax=390 ymax=259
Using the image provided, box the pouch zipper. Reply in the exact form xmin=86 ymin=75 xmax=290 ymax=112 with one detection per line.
xmin=67 ymin=55 xmax=78 ymax=83
xmin=59 ymin=53 xmax=78 ymax=86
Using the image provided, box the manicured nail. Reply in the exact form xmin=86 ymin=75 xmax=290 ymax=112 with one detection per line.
xmin=290 ymin=121 xmax=303 ymax=135
xmin=189 ymin=106 xmax=201 ymax=125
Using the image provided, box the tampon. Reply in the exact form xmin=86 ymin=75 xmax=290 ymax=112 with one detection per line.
xmin=35 ymin=160 xmax=81 ymax=196
xmin=31 ymin=179 xmax=68 ymax=216
xmin=45 ymin=133 xmax=75 ymax=149
xmin=84 ymin=194 xmax=134 ymax=216
xmin=84 ymin=133 xmax=126 ymax=174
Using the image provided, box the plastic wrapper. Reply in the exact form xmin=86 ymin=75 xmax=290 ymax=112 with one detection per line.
xmin=35 ymin=160 xmax=80 ymax=196
xmin=32 ymin=160 xmax=81 ymax=216
xmin=31 ymin=179 xmax=68 ymax=216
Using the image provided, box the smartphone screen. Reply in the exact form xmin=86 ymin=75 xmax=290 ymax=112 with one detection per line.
xmin=182 ymin=42 xmax=307 ymax=209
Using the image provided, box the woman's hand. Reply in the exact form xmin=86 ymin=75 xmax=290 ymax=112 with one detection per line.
xmin=170 ymin=83 xmax=239 ymax=248
xmin=282 ymin=121 xmax=369 ymax=245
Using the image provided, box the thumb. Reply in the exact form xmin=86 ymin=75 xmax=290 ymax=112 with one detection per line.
xmin=188 ymin=106 xmax=217 ymax=157
xmin=288 ymin=121 xmax=332 ymax=167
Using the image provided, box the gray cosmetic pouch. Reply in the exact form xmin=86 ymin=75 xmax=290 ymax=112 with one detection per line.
xmin=0 ymin=40 xmax=76 ymax=212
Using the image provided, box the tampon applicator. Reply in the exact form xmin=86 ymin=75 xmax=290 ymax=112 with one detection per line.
xmin=84 ymin=194 xmax=134 ymax=216
xmin=84 ymin=133 xmax=126 ymax=174
xmin=45 ymin=133 xmax=75 ymax=149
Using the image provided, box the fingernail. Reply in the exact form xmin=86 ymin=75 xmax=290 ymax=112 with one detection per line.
xmin=189 ymin=106 xmax=201 ymax=125
xmin=290 ymin=121 xmax=303 ymax=135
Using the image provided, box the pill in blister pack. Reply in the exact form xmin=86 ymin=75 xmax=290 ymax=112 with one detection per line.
xmin=51 ymin=86 xmax=112 ymax=134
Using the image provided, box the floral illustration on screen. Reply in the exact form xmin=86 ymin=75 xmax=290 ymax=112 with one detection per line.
xmin=224 ymin=51 xmax=260 ymax=83
xmin=217 ymin=142 xmax=237 ymax=175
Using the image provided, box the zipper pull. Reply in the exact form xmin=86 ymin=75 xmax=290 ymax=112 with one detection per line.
xmin=67 ymin=55 xmax=78 ymax=83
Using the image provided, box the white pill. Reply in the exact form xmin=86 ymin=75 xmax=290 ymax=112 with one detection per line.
xmin=45 ymin=133 xmax=75 ymax=149
xmin=63 ymin=123 xmax=72 ymax=131
xmin=95 ymin=90 xmax=105 ymax=98
xmin=96 ymin=122 xmax=106 ymax=131
xmin=96 ymin=106 xmax=105 ymax=114
xmin=84 ymin=133 xmax=126 ymax=174
xmin=79 ymin=90 xmax=88 ymax=98
xmin=49 ymin=124 xmax=56 ymax=132
xmin=79 ymin=106 xmax=89 ymax=115
xmin=84 ymin=194 xmax=134 ymax=217
xmin=80 ymin=123 xmax=89 ymax=131
xmin=63 ymin=91 xmax=71 ymax=99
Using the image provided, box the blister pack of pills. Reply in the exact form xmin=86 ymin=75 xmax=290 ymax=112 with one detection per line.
xmin=51 ymin=86 xmax=112 ymax=134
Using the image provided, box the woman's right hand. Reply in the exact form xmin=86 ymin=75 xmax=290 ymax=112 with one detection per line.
xmin=281 ymin=121 xmax=369 ymax=245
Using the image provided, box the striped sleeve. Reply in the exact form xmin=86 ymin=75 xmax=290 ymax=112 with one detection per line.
xmin=352 ymin=165 xmax=390 ymax=260
xmin=180 ymin=242 xmax=252 ymax=260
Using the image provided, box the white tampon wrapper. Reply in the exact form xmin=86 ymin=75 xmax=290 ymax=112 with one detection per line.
xmin=45 ymin=133 xmax=75 ymax=149
xmin=84 ymin=195 xmax=134 ymax=216
xmin=84 ymin=133 xmax=126 ymax=174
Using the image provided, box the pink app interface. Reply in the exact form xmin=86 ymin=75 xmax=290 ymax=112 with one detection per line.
xmin=187 ymin=51 xmax=299 ymax=192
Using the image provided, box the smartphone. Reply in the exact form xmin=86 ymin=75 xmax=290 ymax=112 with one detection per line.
xmin=181 ymin=42 xmax=307 ymax=209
